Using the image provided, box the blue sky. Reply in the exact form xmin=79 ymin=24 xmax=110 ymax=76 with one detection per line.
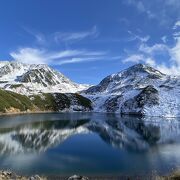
xmin=1 ymin=0 xmax=180 ymax=84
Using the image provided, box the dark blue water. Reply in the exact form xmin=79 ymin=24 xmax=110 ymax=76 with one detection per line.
xmin=0 ymin=112 xmax=179 ymax=176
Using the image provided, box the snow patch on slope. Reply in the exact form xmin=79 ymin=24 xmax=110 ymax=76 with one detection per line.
xmin=83 ymin=64 xmax=180 ymax=117
xmin=0 ymin=61 xmax=89 ymax=95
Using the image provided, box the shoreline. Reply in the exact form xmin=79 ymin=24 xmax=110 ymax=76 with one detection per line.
xmin=0 ymin=110 xmax=56 ymax=116
xmin=0 ymin=110 xmax=180 ymax=119
xmin=0 ymin=110 xmax=94 ymax=116
xmin=0 ymin=170 xmax=179 ymax=180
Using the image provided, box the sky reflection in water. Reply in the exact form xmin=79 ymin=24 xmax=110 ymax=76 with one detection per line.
xmin=0 ymin=113 xmax=179 ymax=176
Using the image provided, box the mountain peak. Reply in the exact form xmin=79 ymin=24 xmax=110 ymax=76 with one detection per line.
xmin=0 ymin=61 xmax=88 ymax=95
xmin=123 ymin=63 xmax=165 ymax=76
xmin=83 ymin=63 xmax=166 ymax=95
xmin=128 ymin=63 xmax=146 ymax=69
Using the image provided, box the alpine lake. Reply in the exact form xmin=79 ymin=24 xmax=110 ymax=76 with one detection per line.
xmin=0 ymin=112 xmax=179 ymax=177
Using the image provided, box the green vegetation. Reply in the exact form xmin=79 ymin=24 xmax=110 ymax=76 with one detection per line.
xmin=9 ymin=84 xmax=23 ymax=88
xmin=30 ymin=93 xmax=59 ymax=111
xmin=30 ymin=93 xmax=92 ymax=111
xmin=0 ymin=89 xmax=92 ymax=113
xmin=54 ymin=93 xmax=71 ymax=110
xmin=0 ymin=89 xmax=34 ymax=112
xmin=0 ymin=81 xmax=8 ymax=83
xmin=74 ymin=93 xmax=92 ymax=110
xmin=30 ymin=93 xmax=71 ymax=111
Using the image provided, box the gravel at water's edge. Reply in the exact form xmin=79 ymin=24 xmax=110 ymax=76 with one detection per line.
xmin=0 ymin=170 xmax=180 ymax=180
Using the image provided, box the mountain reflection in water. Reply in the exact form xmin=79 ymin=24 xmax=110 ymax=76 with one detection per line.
xmin=0 ymin=113 xmax=180 ymax=176
xmin=0 ymin=113 xmax=179 ymax=154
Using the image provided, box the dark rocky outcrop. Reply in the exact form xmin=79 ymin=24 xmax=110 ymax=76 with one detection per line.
xmin=121 ymin=85 xmax=159 ymax=115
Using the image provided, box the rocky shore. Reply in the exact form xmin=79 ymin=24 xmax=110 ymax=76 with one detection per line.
xmin=1 ymin=170 xmax=180 ymax=180
xmin=0 ymin=171 xmax=89 ymax=180
xmin=0 ymin=170 xmax=45 ymax=180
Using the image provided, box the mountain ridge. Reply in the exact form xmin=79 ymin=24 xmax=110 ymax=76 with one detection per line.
xmin=82 ymin=63 xmax=180 ymax=117
xmin=0 ymin=61 xmax=89 ymax=95
xmin=0 ymin=61 xmax=180 ymax=117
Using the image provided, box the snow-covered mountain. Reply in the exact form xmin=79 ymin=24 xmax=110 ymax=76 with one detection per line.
xmin=0 ymin=61 xmax=88 ymax=95
xmin=1 ymin=61 xmax=180 ymax=117
xmin=82 ymin=63 xmax=180 ymax=117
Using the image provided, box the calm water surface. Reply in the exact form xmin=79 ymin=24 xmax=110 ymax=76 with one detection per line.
xmin=0 ymin=112 xmax=179 ymax=176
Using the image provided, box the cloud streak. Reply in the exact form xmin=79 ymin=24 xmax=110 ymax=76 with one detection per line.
xmin=127 ymin=31 xmax=150 ymax=42
xmin=10 ymin=26 xmax=105 ymax=66
xmin=54 ymin=26 xmax=99 ymax=43
xmin=10 ymin=47 xmax=107 ymax=65
xmin=22 ymin=27 xmax=46 ymax=45
xmin=22 ymin=26 xmax=99 ymax=46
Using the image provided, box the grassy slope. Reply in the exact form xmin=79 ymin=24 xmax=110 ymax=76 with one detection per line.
xmin=74 ymin=93 xmax=92 ymax=109
xmin=30 ymin=93 xmax=92 ymax=111
xmin=0 ymin=89 xmax=34 ymax=112
xmin=0 ymin=89 xmax=92 ymax=113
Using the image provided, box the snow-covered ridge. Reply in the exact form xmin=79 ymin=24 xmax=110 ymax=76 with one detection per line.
xmin=82 ymin=63 xmax=180 ymax=117
xmin=1 ymin=61 xmax=180 ymax=117
xmin=83 ymin=63 xmax=166 ymax=95
xmin=0 ymin=61 xmax=89 ymax=95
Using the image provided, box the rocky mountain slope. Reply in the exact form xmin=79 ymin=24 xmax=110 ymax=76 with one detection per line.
xmin=1 ymin=61 xmax=180 ymax=117
xmin=82 ymin=64 xmax=180 ymax=117
xmin=0 ymin=61 xmax=88 ymax=95
xmin=0 ymin=89 xmax=92 ymax=113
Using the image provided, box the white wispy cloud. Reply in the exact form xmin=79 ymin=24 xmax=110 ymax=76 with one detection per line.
xmin=145 ymin=57 xmax=156 ymax=66
xmin=54 ymin=26 xmax=99 ymax=43
xmin=161 ymin=36 xmax=167 ymax=43
xmin=10 ymin=48 xmax=46 ymax=64
xmin=123 ymin=21 xmax=180 ymax=75
xmin=127 ymin=31 xmax=150 ymax=42
xmin=124 ymin=0 xmax=180 ymax=26
xmin=10 ymin=47 xmax=106 ymax=65
xmin=173 ymin=20 xmax=180 ymax=29
xmin=123 ymin=54 xmax=144 ymax=63
xmin=170 ymin=36 xmax=180 ymax=66
xmin=22 ymin=27 xmax=46 ymax=45
xmin=124 ymin=0 xmax=155 ymax=19
xmin=139 ymin=43 xmax=168 ymax=55
xmin=123 ymin=54 xmax=156 ymax=67
xmin=23 ymin=26 xmax=99 ymax=46
xmin=155 ymin=64 xmax=180 ymax=75
xmin=57 ymin=57 xmax=103 ymax=65
xmin=11 ymin=26 xmax=105 ymax=65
